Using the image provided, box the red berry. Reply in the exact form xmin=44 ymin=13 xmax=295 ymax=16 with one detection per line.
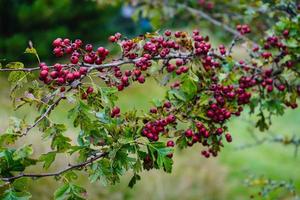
xmin=50 ymin=71 xmax=58 ymax=79
xmin=185 ymin=129 xmax=193 ymax=138
xmin=40 ymin=70 xmax=48 ymax=79
xmin=60 ymin=87 xmax=66 ymax=92
xmin=85 ymin=44 xmax=93 ymax=52
xmin=163 ymin=101 xmax=172 ymax=108
xmin=56 ymin=77 xmax=65 ymax=85
xmin=137 ymin=75 xmax=145 ymax=84
xmin=70 ymin=56 xmax=79 ymax=64
xmin=225 ymin=133 xmax=232 ymax=142
xmin=166 ymin=114 xmax=176 ymax=123
xmin=283 ymin=29 xmax=289 ymax=37
xmin=86 ymin=86 xmax=94 ymax=94
xmin=73 ymin=71 xmax=81 ymax=79
xmin=164 ymin=30 xmax=172 ymax=36
xmin=79 ymin=67 xmax=88 ymax=75
xmin=134 ymin=69 xmax=141 ymax=77
xmin=109 ymin=35 xmax=117 ymax=42
xmin=150 ymin=108 xmax=157 ymax=114
xmin=125 ymin=70 xmax=132 ymax=77
xmin=167 ymin=153 xmax=173 ymax=158
xmin=112 ymin=106 xmax=120 ymax=115
xmin=82 ymin=93 xmax=88 ymax=100
xmin=216 ymin=128 xmax=223 ymax=135
xmin=54 ymin=63 xmax=63 ymax=71
xmin=267 ymin=85 xmax=273 ymax=93
xmin=52 ymin=38 xmax=62 ymax=47
xmin=66 ymin=73 xmax=74 ymax=82
xmin=166 ymin=140 xmax=175 ymax=147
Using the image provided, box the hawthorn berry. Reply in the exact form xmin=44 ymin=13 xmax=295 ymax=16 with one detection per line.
xmin=225 ymin=133 xmax=232 ymax=143
xmin=166 ymin=140 xmax=175 ymax=147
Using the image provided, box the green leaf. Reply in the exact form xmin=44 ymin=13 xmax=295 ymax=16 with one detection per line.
xmin=51 ymin=134 xmax=72 ymax=152
xmin=128 ymin=173 xmax=141 ymax=188
xmin=255 ymin=113 xmax=269 ymax=131
xmin=24 ymin=47 xmax=40 ymax=63
xmin=54 ymin=183 xmax=86 ymax=200
xmin=283 ymin=38 xmax=298 ymax=48
xmin=96 ymin=111 xmax=111 ymax=124
xmin=6 ymin=62 xmax=28 ymax=106
xmin=100 ymin=87 xmax=118 ymax=106
xmin=181 ymin=76 xmax=198 ymax=99
xmin=148 ymin=142 xmax=173 ymax=173
xmin=39 ymin=151 xmax=56 ymax=169
xmin=2 ymin=188 xmax=31 ymax=200
xmin=0 ymin=130 xmax=19 ymax=145
xmin=176 ymin=135 xmax=188 ymax=149
xmin=89 ymin=158 xmax=112 ymax=186
xmin=151 ymin=98 xmax=162 ymax=107
xmin=68 ymin=101 xmax=92 ymax=130
xmin=12 ymin=178 xmax=29 ymax=192
xmin=168 ymin=89 xmax=187 ymax=102
xmin=43 ymin=124 xmax=67 ymax=139
xmin=13 ymin=145 xmax=33 ymax=160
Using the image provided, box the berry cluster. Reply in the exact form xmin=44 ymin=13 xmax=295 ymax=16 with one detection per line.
xmin=183 ymin=122 xmax=233 ymax=158
xmin=40 ymin=27 xmax=300 ymax=160
xmin=39 ymin=62 xmax=88 ymax=86
xmin=236 ymin=24 xmax=251 ymax=35
xmin=142 ymin=114 xmax=176 ymax=141
xmin=198 ymin=0 xmax=214 ymax=10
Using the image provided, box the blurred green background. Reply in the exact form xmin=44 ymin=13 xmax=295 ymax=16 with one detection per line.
xmin=0 ymin=0 xmax=299 ymax=199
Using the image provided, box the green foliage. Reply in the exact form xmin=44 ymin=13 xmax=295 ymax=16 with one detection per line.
xmin=1 ymin=188 xmax=31 ymax=200
xmin=1 ymin=1 xmax=300 ymax=199
xmin=39 ymin=151 xmax=56 ymax=169
xmin=54 ymin=183 xmax=86 ymax=200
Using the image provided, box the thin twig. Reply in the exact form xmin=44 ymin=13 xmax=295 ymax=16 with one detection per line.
xmin=1 ymin=152 xmax=108 ymax=182
xmin=22 ymin=93 xmax=66 ymax=136
xmin=178 ymin=4 xmax=258 ymax=46
xmin=0 ymin=53 xmax=194 ymax=73
xmin=228 ymin=36 xmax=241 ymax=56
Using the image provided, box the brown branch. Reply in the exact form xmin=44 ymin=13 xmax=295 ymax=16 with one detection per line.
xmin=22 ymin=79 xmax=83 ymax=136
xmin=0 ymin=53 xmax=194 ymax=73
xmin=22 ymin=92 xmax=67 ymax=136
xmin=0 ymin=67 xmax=41 ymax=72
xmin=1 ymin=152 xmax=108 ymax=182
xmin=86 ymin=53 xmax=195 ymax=72
xmin=177 ymin=4 xmax=258 ymax=46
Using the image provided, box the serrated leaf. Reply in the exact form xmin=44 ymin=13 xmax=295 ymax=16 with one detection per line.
xmin=13 ymin=145 xmax=33 ymax=160
xmin=128 ymin=173 xmax=141 ymax=188
xmin=51 ymin=134 xmax=72 ymax=152
xmin=0 ymin=130 xmax=19 ymax=145
xmin=39 ymin=151 xmax=56 ymax=169
xmin=2 ymin=188 xmax=31 ymax=200
xmin=168 ymin=89 xmax=187 ymax=102
xmin=148 ymin=142 xmax=173 ymax=172
xmin=54 ymin=183 xmax=86 ymax=200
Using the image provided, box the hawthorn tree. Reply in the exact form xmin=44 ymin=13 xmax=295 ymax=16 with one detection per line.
xmin=0 ymin=0 xmax=300 ymax=199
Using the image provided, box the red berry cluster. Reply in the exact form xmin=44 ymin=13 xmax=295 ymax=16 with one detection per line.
xmin=260 ymin=69 xmax=285 ymax=93
xmin=81 ymin=86 xmax=94 ymax=99
xmin=53 ymin=38 xmax=109 ymax=64
xmin=108 ymin=32 xmax=122 ymax=43
xmin=198 ymin=0 xmax=214 ymax=10
xmin=142 ymin=114 xmax=176 ymax=141
xmin=41 ymin=28 xmax=300 ymax=160
xmin=236 ymin=24 xmax=251 ymax=35
xmin=38 ymin=62 xmax=88 ymax=86
xmin=182 ymin=122 xmax=232 ymax=158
